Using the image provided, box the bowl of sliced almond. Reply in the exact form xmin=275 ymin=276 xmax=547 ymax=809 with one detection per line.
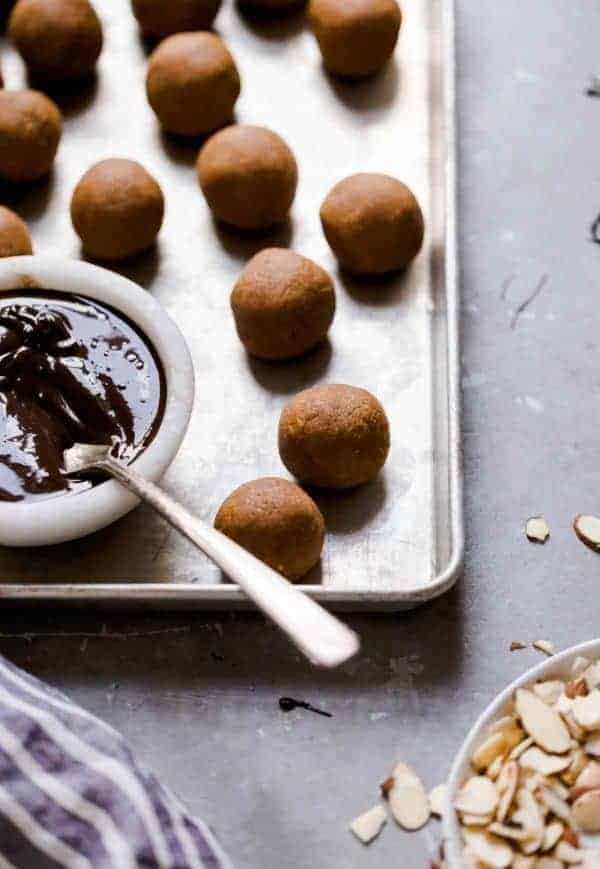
xmin=444 ymin=639 xmax=600 ymax=868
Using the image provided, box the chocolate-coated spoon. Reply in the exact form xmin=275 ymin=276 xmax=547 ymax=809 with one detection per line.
xmin=63 ymin=444 xmax=360 ymax=669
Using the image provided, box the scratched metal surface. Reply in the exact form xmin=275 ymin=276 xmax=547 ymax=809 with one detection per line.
xmin=0 ymin=0 xmax=461 ymax=607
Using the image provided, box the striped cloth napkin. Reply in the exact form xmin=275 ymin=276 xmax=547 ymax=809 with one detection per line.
xmin=0 ymin=654 xmax=231 ymax=868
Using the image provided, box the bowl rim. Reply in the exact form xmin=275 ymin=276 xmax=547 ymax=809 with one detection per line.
xmin=443 ymin=637 xmax=600 ymax=868
xmin=0 ymin=255 xmax=194 ymax=546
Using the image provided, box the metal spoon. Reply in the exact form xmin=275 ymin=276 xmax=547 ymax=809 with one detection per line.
xmin=63 ymin=444 xmax=360 ymax=669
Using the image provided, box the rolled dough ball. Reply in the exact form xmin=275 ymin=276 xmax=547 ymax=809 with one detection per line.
xmin=131 ymin=0 xmax=221 ymax=38
xmin=308 ymin=0 xmax=401 ymax=78
xmin=0 ymin=206 xmax=33 ymax=257
xmin=214 ymin=477 xmax=325 ymax=581
xmin=197 ymin=125 xmax=298 ymax=230
xmin=146 ymin=32 xmax=240 ymax=137
xmin=231 ymin=248 xmax=335 ymax=360
xmin=0 ymin=89 xmax=62 ymax=183
xmin=9 ymin=0 xmax=103 ymax=81
xmin=279 ymin=384 xmax=390 ymax=488
xmin=320 ymin=173 xmax=424 ymax=274
xmin=71 ymin=158 xmax=164 ymax=260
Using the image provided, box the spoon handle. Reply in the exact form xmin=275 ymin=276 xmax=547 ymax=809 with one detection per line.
xmin=99 ymin=456 xmax=360 ymax=669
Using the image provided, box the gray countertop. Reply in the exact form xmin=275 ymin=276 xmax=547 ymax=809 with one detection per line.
xmin=2 ymin=0 xmax=600 ymax=866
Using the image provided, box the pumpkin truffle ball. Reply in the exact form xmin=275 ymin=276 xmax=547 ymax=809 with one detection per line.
xmin=308 ymin=0 xmax=401 ymax=79
xmin=214 ymin=477 xmax=325 ymax=581
xmin=9 ymin=0 xmax=103 ymax=82
xmin=197 ymin=125 xmax=298 ymax=230
xmin=320 ymin=173 xmax=424 ymax=275
xmin=0 ymin=90 xmax=61 ymax=183
xmin=279 ymin=384 xmax=390 ymax=489
xmin=231 ymin=248 xmax=335 ymax=360
xmin=146 ymin=32 xmax=240 ymax=137
xmin=0 ymin=207 xmax=33 ymax=256
xmin=71 ymin=159 xmax=164 ymax=261
xmin=131 ymin=0 xmax=221 ymax=38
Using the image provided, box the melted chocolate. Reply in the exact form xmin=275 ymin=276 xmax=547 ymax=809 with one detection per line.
xmin=278 ymin=697 xmax=332 ymax=717
xmin=0 ymin=291 xmax=165 ymax=502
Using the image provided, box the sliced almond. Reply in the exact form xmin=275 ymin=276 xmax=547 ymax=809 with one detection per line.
xmin=533 ymin=640 xmax=556 ymax=657
xmin=349 ymin=804 xmax=387 ymax=844
xmin=535 ymin=860 xmax=563 ymax=869
xmin=557 ymin=692 xmax=576 ymax=715
xmin=586 ymin=734 xmax=600 ymax=757
xmin=513 ymin=787 xmax=546 ymax=854
xmin=547 ymin=776 xmax=571 ymax=800
xmin=503 ymin=727 xmax=527 ymax=751
xmin=573 ymin=691 xmax=600 ymax=731
xmin=519 ymin=746 xmax=572 ymax=776
xmin=510 ymin=736 xmax=534 ymax=761
xmin=488 ymin=715 xmax=519 ymax=735
xmin=554 ymin=840 xmax=584 ymax=863
xmin=562 ymin=750 xmax=589 ymax=786
xmin=542 ymin=820 xmax=564 ymax=852
xmin=487 ymin=821 xmax=528 ymax=841
xmin=487 ymin=753 xmax=506 ymax=781
xmin=563 ymin=828 xmax=580 ymax=848
xmin=566 ymin=679 xmax=589 ymax=699
xmin=512 ymin=857 xmax=535 ymax=869
xmin=462 ymin=829 xmax=514 ymax=868
xmin=429 ymin=783 xmax=447 ymax=818
xmin=537 ymin=785 xmax=573 ymax=823
xmin=460 ymin=812 xmax=494 ymax=826
xmin=461 ymin=845 xmax=486 ymax=869
xmin=574 ymin=514 xmax=600 ymax=551
xmin=526 ymin=516 xmax=550 ymax=543
xmin=564 ymin=711 xmax=586 ymax=741
xmin=572 ymin=788 xmax=600 ymax=833
xmin=572 ymin=657 xmax=592 ymax=679
xmin=516 ymin=689 xmax=571 ymax=754
xmin=511 ymin=641 xmax=528 ymax=651
xmin=472 ymin=733 xmax=509 ymax=771
xmin=534 ymin=680 xmax=566 ymax=707
xmin=387 ymin=763 xmax=429 ymax=830
xmin=455 ymin=776 xmax=499 ymax=816
xmin=575 ymin=762 xmax=600 ymax=792
xmin=496 ymin=761 xmax=519 ymax=822
xmin=583 ymin=663 xmax=600 ymax=692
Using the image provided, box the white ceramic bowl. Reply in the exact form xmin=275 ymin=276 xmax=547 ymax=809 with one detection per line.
xmin=0 ymin=255 xmax=194 ymax=546
xmin=444 ymin=638 xmax=600 ymax=867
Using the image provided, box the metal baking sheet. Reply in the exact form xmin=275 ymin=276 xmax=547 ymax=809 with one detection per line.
xmin=0 ymin=0 xmax=462 ymax=610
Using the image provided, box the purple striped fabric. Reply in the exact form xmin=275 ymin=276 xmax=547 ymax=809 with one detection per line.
xmin=0 ymin=656 xmax=231 ymax=868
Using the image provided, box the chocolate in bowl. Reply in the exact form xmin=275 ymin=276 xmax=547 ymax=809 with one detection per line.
xmin=0 ymin=290 xmax=166 ymax=502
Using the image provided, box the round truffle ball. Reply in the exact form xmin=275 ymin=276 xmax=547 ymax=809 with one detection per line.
xmin=214 ymin=477 xmax=325 ymax=581
xmin=71 ymin=159 xmax=164 ymax=261
xmin=131 ymin=0 xmax=221 ymax=38
xmin=308 ymin=0 xmax=401 ymax=78
xmin=231 ymin=248 xmax=335 ymax=360
xmin=0 ymin=89 xmax=62 ymax=183
xmin=0 ymin=207 xmax=33 ymax=257
xmin=320 ymin=173 xmax=424 ymax=275
xmin=146 ymin=32 xmax=240 ymax=137
xmin=9 ymin=0 xmax=103 ymax=82
xmin=197 ymin=125 xmax=298 ymax=230
xmin=279 ymin=384 xmax=390 ymax=488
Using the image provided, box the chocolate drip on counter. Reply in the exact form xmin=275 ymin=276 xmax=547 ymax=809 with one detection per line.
xmin=278 ymin=697 xmax=332 ymax=717
xmin=0 ymin=291 xmax=165 ymax=503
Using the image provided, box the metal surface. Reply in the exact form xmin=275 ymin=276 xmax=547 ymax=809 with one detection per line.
xmin=0 ymin=0 xmax=462 ymax=608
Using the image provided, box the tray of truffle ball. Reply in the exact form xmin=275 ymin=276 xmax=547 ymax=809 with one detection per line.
xmin=0 ymin=0 xmax=462 ymax=610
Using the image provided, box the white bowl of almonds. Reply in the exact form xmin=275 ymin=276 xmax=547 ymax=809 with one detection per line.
xmin=444 ymin=639 xmax=600 ymax=868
